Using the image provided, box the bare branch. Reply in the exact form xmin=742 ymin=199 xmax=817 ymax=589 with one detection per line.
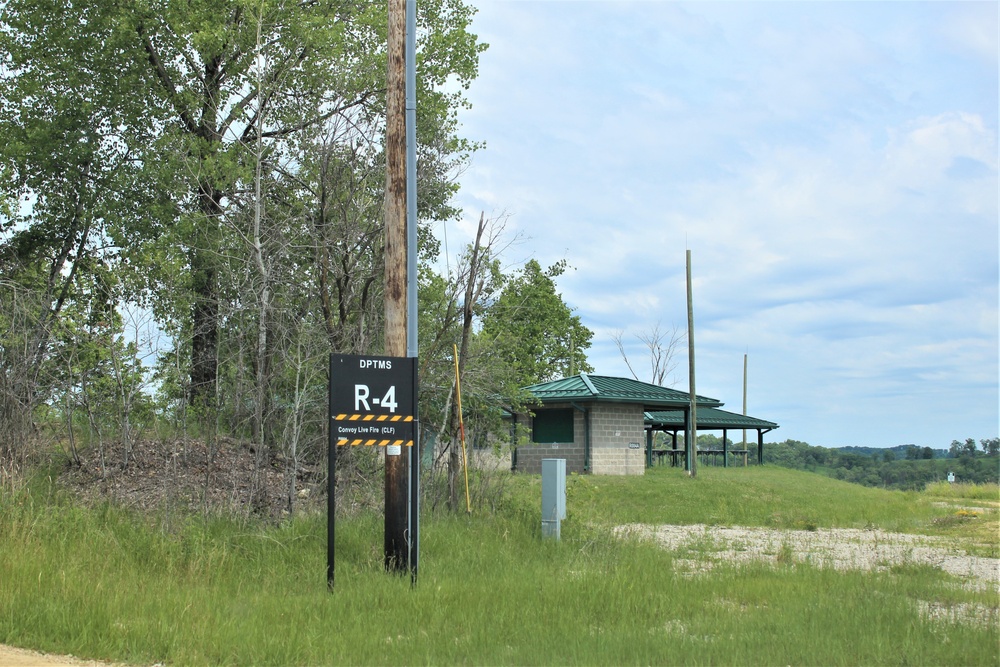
xmin=136 ymin=21 xmax=199 ymax=135
xmin=613 ymin=322 xmax=684 ymax=386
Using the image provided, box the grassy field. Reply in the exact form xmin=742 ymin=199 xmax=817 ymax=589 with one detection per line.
xmin=0 ymin=466 xmax=996 ymax=665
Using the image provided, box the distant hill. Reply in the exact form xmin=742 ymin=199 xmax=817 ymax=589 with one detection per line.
xmin=763 ymin=439 xmax=997 ymax=490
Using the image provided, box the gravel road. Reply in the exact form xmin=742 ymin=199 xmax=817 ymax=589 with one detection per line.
xmin=614 ymin=523 xmax=999 ymax=592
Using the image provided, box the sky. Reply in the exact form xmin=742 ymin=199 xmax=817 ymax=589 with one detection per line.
xmin=437 ymin=1 xmax=999 ymax=449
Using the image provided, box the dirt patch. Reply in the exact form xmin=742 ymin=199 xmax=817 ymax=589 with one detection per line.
xmin=57 ymin=437 xmax=327 ymax=520
xmin=615 ymin=523 xmax=1000 ymax=593
xmin=0 ymin=644 xmax=126 ymax=667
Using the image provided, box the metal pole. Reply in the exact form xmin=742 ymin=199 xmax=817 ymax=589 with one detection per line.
xmin=405 ymin=0 xmax=417 ymax=359
xmin=408 ymin=353 xmax=419 ymax=585
xmin=645 ymin=428 xmax=652 ymax=468
xmin=686 ymin=250 xmax=697 ymax=477
xmin=327 ymin=355 xmax=336 ymax=589
xmin=453 ymin=345 xmax=472 ymax=513
xmin=405 ymin=0 xmax=419 ymax=584
xmin=723 ymin=428 xmax=728 ymax=468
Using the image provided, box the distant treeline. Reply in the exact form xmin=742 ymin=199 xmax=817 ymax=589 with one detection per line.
xmin=762 ymin=438 xmax=999 ymax=490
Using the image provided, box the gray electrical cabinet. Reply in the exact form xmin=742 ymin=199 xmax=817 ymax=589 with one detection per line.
xmin=541 ymin=458 xmax=566 ymax=540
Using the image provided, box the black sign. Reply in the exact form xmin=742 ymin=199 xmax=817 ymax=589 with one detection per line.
xmin=328 ymin=352 xmax=421 ymax=589
xmin=329 ymin=353 xmax=416 ymax=448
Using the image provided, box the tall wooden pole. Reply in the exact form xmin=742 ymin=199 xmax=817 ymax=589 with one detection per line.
xmin=742 ymin=353 xmax=748 ymax=450
xmin=686 ymin=250 xmax=697 ymax=477
xmin=384 ymin=0 xmax=408 ymax=572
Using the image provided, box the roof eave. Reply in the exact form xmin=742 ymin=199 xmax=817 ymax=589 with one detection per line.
xmin=533 ymin=395 xmax=722 ymax=409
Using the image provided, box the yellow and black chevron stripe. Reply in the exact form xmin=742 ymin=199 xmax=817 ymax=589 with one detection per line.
xmin=334 ymin=414 xmax=414 ymax=422
xmin=336 ymin=439 xmax=413 ymax=447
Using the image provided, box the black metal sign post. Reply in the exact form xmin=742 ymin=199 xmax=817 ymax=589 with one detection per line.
xmin=404 ymin=352 xmax=420 ymax=586
xmin=327 ymin=360 xmax=336 ymax=589
xmin=328 ymin=353 xmax=418 ymax=589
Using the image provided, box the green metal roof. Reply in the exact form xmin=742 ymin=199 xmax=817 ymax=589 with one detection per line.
xmin=525 ymin=373 xmax=723 ymax=409
xmin=645 ymin=407 xmax=778 ymax=431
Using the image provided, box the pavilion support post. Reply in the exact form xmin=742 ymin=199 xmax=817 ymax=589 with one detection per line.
xmin=757 ymin=430 xmax=764 ymax=465
xmin=723 ymin=428 xmax=728 ymax=468
xmin=645 ymin=428 xmax=653 ymax=468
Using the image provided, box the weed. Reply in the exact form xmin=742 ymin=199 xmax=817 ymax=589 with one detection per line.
xmin=775 ymin=541 xmax=796 ymax=565
xmin=925 ymin=481 xmax=1000 ymax=501
xmin=0 ymin=466 xmax=996 ymax=665
xmin=932 ymin=512 xmax=979 ymax=528
xmin=793 ymin=516 xmax=819 ymax=531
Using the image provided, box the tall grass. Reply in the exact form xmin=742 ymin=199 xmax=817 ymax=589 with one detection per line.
xmin=560 ymin=465 xmax=973 ymax=535
xmin=0 ymin=467 xmax=996 ymax=665
xmin=925 ymin=481 xmax=1000 ymax=502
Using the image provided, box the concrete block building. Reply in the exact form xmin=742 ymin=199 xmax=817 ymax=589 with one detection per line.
xmin=512 ymin=373 xmax=766 ymax=475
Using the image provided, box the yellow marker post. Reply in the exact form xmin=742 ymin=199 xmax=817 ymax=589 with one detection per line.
xmin=454 ymin=344 xmax=472 ymax=513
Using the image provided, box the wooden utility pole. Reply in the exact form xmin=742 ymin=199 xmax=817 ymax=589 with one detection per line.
xmin=384 ymin=0 xmax=408 ymax=573
xmin=686 ymin=250 xmax=697 ymax=477
xmin=742 ymin=353 xmax=748 ymax=450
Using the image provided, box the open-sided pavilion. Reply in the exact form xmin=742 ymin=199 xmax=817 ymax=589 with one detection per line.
xmin=644 ymin=407 xmax=779 ymax=467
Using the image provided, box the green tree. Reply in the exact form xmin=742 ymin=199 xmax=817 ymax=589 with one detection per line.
xmin=2 ymin=0 xmax=485 ymax=411
xmin=415 ymin=216 xmax=541 ymax=509
xmin=2 ymin=0 xmax=486 ymax=491
xmin=950 ymin=438 xmax=979 ymax=459
xmin=0 ymin=1 xmax=153 ymax=455
xmin=479 ymin=259 xmax=594 ymax=387
xmin=949 ymin=440 xmax=962 ymax=458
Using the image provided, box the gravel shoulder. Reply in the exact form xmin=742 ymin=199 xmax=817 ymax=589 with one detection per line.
xmin=0 ymin=644 xmax=123 ymax=667
xmin=614 ymin=523 xmax=1000 ymax=592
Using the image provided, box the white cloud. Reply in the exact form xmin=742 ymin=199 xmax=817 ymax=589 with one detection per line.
xmin=884 ymin=112 xmax=996 ymax=188
xmin=940 ymin=2 xmax=999 ymax=65
xmin=447 ymin=1 xmax=998 ymax=447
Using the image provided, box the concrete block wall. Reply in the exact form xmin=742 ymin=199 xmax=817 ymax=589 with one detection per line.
xmin=588 ymin=403 xmax=647 ymax=476
xmin=515 ymin=442 xmax=586 ymax=474
xmin=513 ymin=403 xmax=646 ymax=475
xmin=514 ymin=406 xmax=586 ymax=474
